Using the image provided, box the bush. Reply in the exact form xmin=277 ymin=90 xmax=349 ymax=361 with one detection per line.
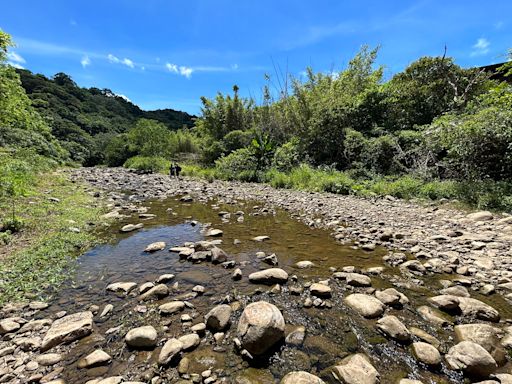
xmin=364 ymin=135 xmax=399 ymax=174
xmin=222 ymin=130 xmax=253 ymax=153
xmin=215 ymin=148 xmax=257 ymax=179
xmin=1 ymin=217 xmax=24 ymax=233
xmin=272 ymin=139 xmax=301 ymax=172
xmin=123 ymin=156 xmax=170 ymax=173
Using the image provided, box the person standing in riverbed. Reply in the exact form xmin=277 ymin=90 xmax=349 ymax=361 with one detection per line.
xmin=169 ymin=163 xmax=176 ymax=178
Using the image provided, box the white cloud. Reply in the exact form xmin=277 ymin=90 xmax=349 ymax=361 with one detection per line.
xmin=122 ymin=58 xmax=134 ymax=68
xmin=471 ymin=38 xmax=490 ymax=56
xmin=179 ymin=66 xmax=193 ymax=78
xmin=81 ymin=55 xmax=91 ymax=68
xmin=108 ymin=53 xmax=120 ymax=63
xmin=8 ymin=62 xmax=24 ymax=69
xmin=7 ymin=51 xmax=26 ymax=64
xmin=166 ymin=63 xmax=178 ymax=73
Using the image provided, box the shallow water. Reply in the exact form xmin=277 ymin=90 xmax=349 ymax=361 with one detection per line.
xmin=38 ymin=196 xmax=511 ymax=383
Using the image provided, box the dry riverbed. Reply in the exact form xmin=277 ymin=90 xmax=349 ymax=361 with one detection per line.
xmin=1 ymin=167 xmax=512 ymax=384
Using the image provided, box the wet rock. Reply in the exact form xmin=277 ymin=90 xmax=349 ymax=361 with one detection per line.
xmin=458 ymin=297 xmax=500 ymax=322
xmin=280 ymin=371 xmax=326 ymax=384
xmin=285 ymin=325 xmax=306 ymax=346
xmin=138 ymin=282 xmax=154 ymax=294
xmin=158 ymin=338 xmax=183 ymax=365
xmin=191 ymin=323 xmax=206 ymax=334
xmin=332 ymin=353 xmax=379 ymax=384
xmin=120 ymin=223 xmax=143 ymax=232
xmin=411 ymin=342 xmax=441 ymax=366
xmin=205 ymin=304 xmax=232 ymax=331
xmin=78 ymin=349 xmax=112 ymax=368
xmin=106 ymin=282 xmax=137 ymax=294
xmin=440 ymin=285 xmax=470 ymax=297
xmin=125 ymin=325 xmax=158 ymax=348
xmin=237 ymin=301 xmax=285 ymax=356
xmin=252 ymin=235 xmax=270 ymax=242
xmin=144 ymin=241 xmax=166 ymax=252
xmin=178 ymin=356 xmax=190 ymax=374
xmin=211 ymin=247 xmax=228 ymax=264
xmin=296 ymin=261 xmax=315 ymax=269
xmin=346 ymin=273 xmax=371 ymax=287
xmin=417 ymin=306 xmax=452 ymax=326
xmin=248 ymin=268 xmax=288 ymax=285
xmin=232 ymin=268 xmax=243 ymax=280
xmin=178 ymin=333 xmax=200 ymax=351
xmin=376 ymin=315 xmax=411 ymax=343
xmin=375 ymin=288 xmax=409 ymax=307
xmin=446 ymin=341 xmax=497 ymax=377
xmin=41 ymin=311 xmax=93 ymax=351
xmin=159 ymin=301 xmax=185 ymax=315
xmin=310 ymin=283 xmax=332 ymax=298
xmin=428 ymin=295 xmax=460 ymax=311
xmin=139 ymin=284 xmax=169 ymax=301
xmin=99 ymin=304 xmax=113 ymax=318
xmin=29 ymin=301 xmax=48 ymax=310
xmin=156 ymin=274 xmax=175 ymax=283
xmin=454 ymin=324 xmax=506 ymax=366
xmin=263 ymin=253 xmax=279 ymax=266
xmin=344 ymin=294 xmax=384 ymax=318
xmin=205 ymin=228 xmax=223 ymax=237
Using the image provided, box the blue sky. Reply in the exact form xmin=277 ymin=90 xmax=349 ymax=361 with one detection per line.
xmin=1 ymin=0 xmax=511 ymax=114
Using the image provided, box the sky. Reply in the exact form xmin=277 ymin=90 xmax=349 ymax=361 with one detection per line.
xmin=1 ymin=0 xmax=511 ymax=114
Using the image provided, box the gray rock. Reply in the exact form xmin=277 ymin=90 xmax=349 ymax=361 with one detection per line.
xmin=41 ymin=311 xmax=93 ymax=351
xmin=78 ymin=349 xmax=112 ymax=368
xmin=125 ymin=326 xmax=157 ymax=348
xmin=205 ymin=304 xmax=232 ymax=331
xmin=248 ymin=268 xmax=289 ymax=285
xmin=376 ymin=315 xmax=411 ymax=342
xmin=332 ymin=354 xmax=379 ymax=384
xmin=446 ymin=341 xmax=497 ymax=377
xmin=411 ymin=342 xmax=441 ymax=366
xmin=158 ymin=338 xmax=183 ymax=365
xmin=344 ymin=294 xmax=384 ymax=318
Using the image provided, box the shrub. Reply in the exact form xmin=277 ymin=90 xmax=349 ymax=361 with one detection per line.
xmin=215 ymin=148 xmax=257 ymax=179
xmin=1 ymin=217 xmax=24 ymax=233
xmin=123 ymin=156 xmax=170 ymax=173
xmin=222 ymin=130 xmax=253 ymax=153
xmin=272 ymin=139 xmax=301 ymax=172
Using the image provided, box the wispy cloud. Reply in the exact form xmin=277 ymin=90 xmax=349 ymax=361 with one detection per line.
xmin=7 ymin=51 xmax=26 ymax=64
xmin=122 ymin=58 xmax=134 ymax=68
xmin=107 ymin=53 xmax=120 ymax=63
xmin=471 ymin=38 xmax=490 ymax=56
xmin=81 ymin=55 xmax=91 ymax=68
xmin=166 ymin=63 xmax=178 ymax=73
xmin=166 ymin=63 xmax=194 ymax=78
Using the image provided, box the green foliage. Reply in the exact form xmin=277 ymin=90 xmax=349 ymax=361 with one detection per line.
xmin=215 ymin=148 xmax=258 ymax=180
xmin=222 ymin=129 xmax=253 ymax=152
xmin=272 ymin=139 xmax=301 ymax=172
xmin=127 ymin=119 xmax=172 ymax=158
xmin=104 ymin=134 xmax=134 ymax=166
xmin=2 ymin=217 xmax=24 ymax=233
xmin=123 ymin=156 xmax=170 ymax=173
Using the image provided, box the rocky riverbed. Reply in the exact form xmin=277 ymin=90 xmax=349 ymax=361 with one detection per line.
xmin=2 ymin=166 xmax=512 ymax=384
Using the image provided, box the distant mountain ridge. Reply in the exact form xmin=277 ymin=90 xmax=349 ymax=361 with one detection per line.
xmin=16 ymin=69 xmax=196 ymax=164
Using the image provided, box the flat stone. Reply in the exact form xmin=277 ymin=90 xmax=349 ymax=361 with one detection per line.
xmin=78 ymin=349 xmax=112 ymax=368
xmin=41 ymin=312 xmax=93 ymax=351
xmin=144 ymin=241 xmax=166 ymax=252
xmin=106 ymin=282 xmax=137 ymax=294
xmin=139 ymin=284 xmax=169 ymax=301
xmin=332 ymin=354 xmax=379 ymax=384
xmin=376 ymin=315 xmax=411 ymax=342
xmin=346 ymin=273 xmax=371 ymax=287
xmin=120 ymin=223 xmax=143 ymax=232
xmin=159 ymin=301 xmax=185 ymax=315
xmin=344 ymin=294 xmax=384 ymax=318
xmin=310 ymin=283 xmax=332 ymax=298
xmin=178 ymin=333 xmax=200 ymax=350
xmin=248 ymin=268 xmax=288 ymax=285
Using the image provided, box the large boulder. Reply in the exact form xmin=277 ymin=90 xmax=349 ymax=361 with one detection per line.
xmin=281 ymin=371 xmax=326 ymax=384
xmin=458 ymin=297 xmax=500 ymax=322
xmin=237 ymin=301 xmax=285 ymax=356
xmin=332 ymin=354 xmax=379 ymax=384
xmin=125 ymin=326 xmax=158 ymax=348
xmin=454 ymin=324 xmax=506 ymax=366
xmin=41 ymin=312 xmax=93 ymax=351
xmin=344 ymin=294 xmax=384 ymax=318
xmin=445 ymin=341 xmax=497 ymax=377
xmin=248 ymin=268 xmax=288 ymax=285
xmin=205 ymin=304 xmax=232 ymax=331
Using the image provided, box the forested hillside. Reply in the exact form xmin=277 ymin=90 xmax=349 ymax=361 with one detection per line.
xmin=16 ymin=69 xmax=195 ymax=165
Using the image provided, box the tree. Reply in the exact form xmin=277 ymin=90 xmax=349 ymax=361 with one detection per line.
xmin=127 ymin=119 xmax=172 ymax=158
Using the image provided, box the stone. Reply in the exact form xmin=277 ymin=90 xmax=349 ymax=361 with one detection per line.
xmin=205 ymin=228 xmax=223 ymax=237
xmin=375 ymin=288 xmax=409 ymax=307
xmin=158 ymin=338 xmax=183 ymax=365
xmin=252 ymin=235 xmax=270 ymax=241
xmin=0 ymin=319 xmax=20 ymax=334
xmin=138 ymin=282 xmax=154 ymax=294
xmin=211 ymin=247 xmax=228 ymax=264
xmin=417 ymin=306 xmax=452 ymax=326
xmin=427 ymin=295 xmax=460 ymax=311
xmin=344 ymin=294 xmax=385 ymax=318
xmin=248 ymin=268 xmax=289 ymax=285
xmin=296 ymin=261 xmax=315 ymax=269
xmin=458 ymin=297 xmax=500 ymax=322
xmin=139 ymin=284 xmax=169 ymax=301
xmin=159 ymin=301 xmax=185 ymax=315
xmin=78 ymin=349 xmax=112 ymax=368
xmin=178 ymin=333 xmax=200 ymax=350
xmin=36 ymin=353 xmax=62 ymax=366
xmin=106 ymin=282 xmax=137 ymax=294
xmin=411 ymin=342 xmax=441 ymax=366
xmin=99 ymin=304 xmax=113 ymax=318
xmin=440 ymin=285 xmax=470 ymax=297
xmin=400 ymin=260 xmax=426 ymax=273
xmin=205 ymin=304 xmax=232 ymax=331
xmin=41 ymin=311 xmax=93 ymax=351
xmin=467 ymin=211 xmax=493 ymax=221
xmin=376 ymin=315 xmax=411 ymax=342
xmin=120 ymin=223 xmax=143 ymax=232
xmin=310 ymin=283 xmax=332 ymax=298
xmin=346 ymin=273 xmax=372 ymax=287
xmin=409 ymin=327 xmax=441 ymax=349
xmin=191 ymin=323 xmax=206 ymax=333
xmin=156 ymin=274 xmax=175 ymax=283
xmin=232 ymin=268 xmax=243 ymax=280
xmin=237 ymin=301 xmax=285 ymax=356
xmin=125 ymin=325 xmax=157 ymax=348
xmin=144 ymin=241 xmax=166 ymax=252
xmin=280 ymin=371 xmax=326 ymax=384
xmin=446 ymin=341 xmax=497 ymax=377
xmin=285 ymin=325 xmax=306 ymax=346
xmin=332 ymin=354 xmax=379 ymax=384
xmin=454 ymin=324 xmax=506 ymax=365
